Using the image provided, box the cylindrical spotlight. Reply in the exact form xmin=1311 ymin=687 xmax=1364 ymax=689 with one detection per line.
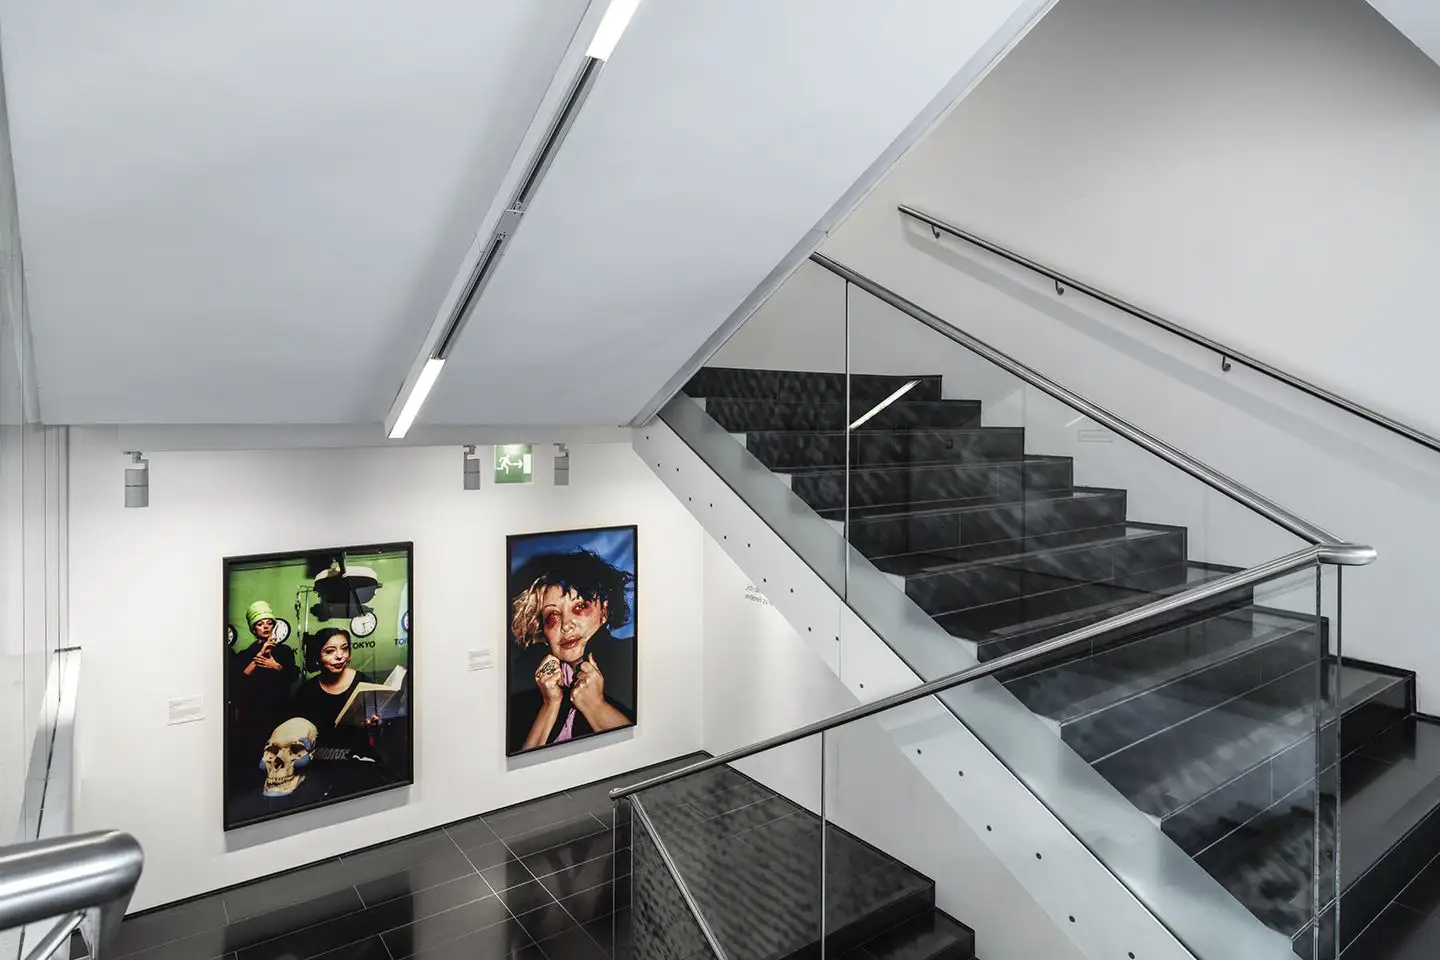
xmin=554 ymin=443 xmax=570 ymax=486
xmin=463 ymin=445 xmax=482 ymax=490
xmin=124 ymin=452 xmax=149 ymax=508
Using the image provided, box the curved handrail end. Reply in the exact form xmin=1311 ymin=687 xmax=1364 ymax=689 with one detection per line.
xmin=1318 ymin=542 xmax=1378 ymax=567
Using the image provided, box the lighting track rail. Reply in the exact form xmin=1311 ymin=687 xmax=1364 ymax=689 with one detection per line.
xmin=387 ymin=0 xmax=641 ymax=438
xmin=432 ymin=57 xmax=602 ymax=363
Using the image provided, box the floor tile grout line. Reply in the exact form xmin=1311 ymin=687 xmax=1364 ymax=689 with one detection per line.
xmin=130 ymin=766 xmax=695 ymax=954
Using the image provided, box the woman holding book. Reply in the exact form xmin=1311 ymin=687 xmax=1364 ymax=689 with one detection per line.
xmin=287 ymin=627 xmax=386 ymax=759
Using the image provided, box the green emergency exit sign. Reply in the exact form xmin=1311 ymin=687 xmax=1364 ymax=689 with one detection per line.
xmin=494 ymin=444 xmax=533 ymax=484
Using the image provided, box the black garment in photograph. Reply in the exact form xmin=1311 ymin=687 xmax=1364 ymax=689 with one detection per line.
xmin=506 ymin=627 xmax=636 ymax=755
xmin=288 ymin=671 xmax=386 ymax=761
xmin=227 ymin=643 xmax=299 ymax=778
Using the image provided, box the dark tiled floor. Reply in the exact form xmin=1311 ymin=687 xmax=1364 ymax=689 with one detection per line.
xmin=106 ymin=754 xmax=705 ymax=960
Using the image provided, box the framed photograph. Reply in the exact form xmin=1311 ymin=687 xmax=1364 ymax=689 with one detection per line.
xmin=223 ymin=542 xmax=414 ymax=830
xmin=506 ymin=525 xmax=637 ymax=756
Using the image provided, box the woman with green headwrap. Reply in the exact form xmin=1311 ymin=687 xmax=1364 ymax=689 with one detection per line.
xmin=227 ymin=600 xmax=299 ymax=784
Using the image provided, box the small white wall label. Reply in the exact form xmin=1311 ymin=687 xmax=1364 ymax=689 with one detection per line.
xmin=468 ymin=649 xmax=495 ymax=671
xmin=167 ymin=695 xmax=204 ymax=725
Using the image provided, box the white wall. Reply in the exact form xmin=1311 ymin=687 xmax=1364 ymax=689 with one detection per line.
xmin=699 ymin=537 xmax=1082 ymax=960
xmin=835 ymin=0 xmax=1440 ymax=438
xmin=68 ymin=431 xmax=705 ymax=910
xmin=720 ymin=0 xmax=1440 ymax=706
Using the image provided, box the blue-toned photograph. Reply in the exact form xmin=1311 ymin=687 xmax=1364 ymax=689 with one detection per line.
xmin=505 ymin=525 xmax=638 ymax=756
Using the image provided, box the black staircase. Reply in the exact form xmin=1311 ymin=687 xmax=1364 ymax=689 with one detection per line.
xmin=679 ymin=366 xmax=1440 ymax=960
xmin=626 ymin=767 xmax=974 ymax=960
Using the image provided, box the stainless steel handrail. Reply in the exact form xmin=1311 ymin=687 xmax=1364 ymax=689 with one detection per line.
xmin=0 ymin=831 xmax=144 ymax=960
xmin=612 ymin=541 xmax=1371 ymax=799
xmin=627 ymin=796 xmax=731 ymax=960
xmin=811 ymin=251 xmax=1342 ymax=547
xmin=899 ymin=203 xmax=1440 ymax=457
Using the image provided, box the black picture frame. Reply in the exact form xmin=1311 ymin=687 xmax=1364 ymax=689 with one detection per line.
xmin=222 ymin=540 xmax=415 ymax=830
xmin=504 ymin=524 xmax=638 ymax=758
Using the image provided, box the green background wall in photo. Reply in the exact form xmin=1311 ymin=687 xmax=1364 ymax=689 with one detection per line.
xmin=226 ymin=547 xmax=411 ymax=681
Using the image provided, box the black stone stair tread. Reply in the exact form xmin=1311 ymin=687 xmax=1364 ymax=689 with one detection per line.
xmin=781 ymin=455 xmax=1069 ymax=481
xmin=1005 ymin=607 xmax=1315 ymax=726
xmin=743 ymin=427 xmax=1025 ymax=471
xmin=862 ymin=524 xmax=1135 ymax=570
xmin=1098 ymin=663 xmax=1401 ymax=822
xmin=1341 ymin=901 xmax=1437 ymax=960
xmin=1336 ymin=665 xmax=1410 ymax=736
xmin=1342 ymin=717 xmax=1440 ymax=887
xmin=1190 ymin=716 xmax=1438 ymax=945
xmin=1191 ymin=800 xmax=1318 ymax=939
xmin=961 ymin=562 xmax=1239 ymax=649
xmin=875 ymin=524 xmax=1179 ymax=579
xmin=851 ymin=910 xmax=976 ymax=960
xmin=687 ymin=367 xmax=942 ymax=403
xmin=636 ymin=767 xmax=934 ymax=960
xmin=700 ymin=397 xmax=983 ymax=432
xmin=830 ymin=486 xmax=1122 ymax=524
xmin=936 ymin=557 xmax=1212 ymax=645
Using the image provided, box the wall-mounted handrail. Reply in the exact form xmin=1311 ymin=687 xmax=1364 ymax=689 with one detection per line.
xmin=0 ymin=830 xmax=144 ymax=960
xmin=811 ymin=251 xmax=1344 ymax=547
xmin=612 ymin=540 xmax=1371 ymax=800
xmin=899 ymin=203 xmax=1440 ymax=457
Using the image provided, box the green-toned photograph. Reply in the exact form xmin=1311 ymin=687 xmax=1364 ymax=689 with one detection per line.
xmin=222 ymin=542 xmax=414 ymax=830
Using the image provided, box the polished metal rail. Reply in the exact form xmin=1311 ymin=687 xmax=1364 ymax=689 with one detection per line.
xmin=0 ymin=831 xmax=144 ymax=960
xmin=627 ymin=796 xmax=731 ymax=960
xmin=611 ymin=541 xmax=1371 ymax=799
xmin=899 ymin=203 xmax=1440 ymax=457
xmin=811 ymin=251 xmax=1343 ymax=547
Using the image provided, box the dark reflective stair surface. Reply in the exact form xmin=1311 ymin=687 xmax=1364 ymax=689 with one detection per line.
xmin=628 ymin=766 xmax=974 ymax=960
xmin=683 ymin=367 xmax=1440 ymax=960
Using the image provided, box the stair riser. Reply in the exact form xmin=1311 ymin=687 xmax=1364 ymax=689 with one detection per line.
xmin=948 ymin=563 xmax=1199 ymax=652
xmin=1191 ymin=785 xmax=1326 ymax=941
xmin=974 ymin=574 xmax=1249 ymax=660
xmin=704 ymin=398 xmax=982 ymax=433
xmin=790 ymin=460 xmax=1074 ymax=513
xmin=1003 ymin=611 xmax=1265 ymax=716
xmin=1338 ymin=676 xmax=1411 ymax=755
xmin=1337 ymin=804 xmax=1440 ymax=949
xmin=687 ymin=368 xmax=942 ymax=405
xmin=845 ymin=492 xmax=1127 ymax=559
xmin=746 ymin=429 xmax=1025 ymax=471
xmin=1134 ymin=667 xmax=1330 ymax=852
xmin=813 ymin=887 xmax=936 ymax=960
xmin=905 ymin=532 xmax=1185 ymax=616
xmin=1060 ymin=630 xmax=1316 ymax=765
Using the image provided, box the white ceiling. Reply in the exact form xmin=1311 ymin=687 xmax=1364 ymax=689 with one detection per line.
xmin=423 ymin=0 xmax=1053 ymax=427
xmin=1 ymin=0 xmax=590 ymax=424
xmin=2 ymin=0 xmax=1052 ymax=429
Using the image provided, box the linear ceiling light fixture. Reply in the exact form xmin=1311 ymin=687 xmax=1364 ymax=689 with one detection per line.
xmin=848 ymin=379 xmax=921 ymax=431
xmin=388 ymin=357 xmax=446 ymax=439
xmin=385 ymin=0 xmax=643 ymax=439
xmin=587 ymin=0 xmax=641 ymax=60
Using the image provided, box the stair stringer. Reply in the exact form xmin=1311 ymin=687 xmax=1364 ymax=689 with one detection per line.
xmin=635 ymin=396 xmax=1295 ymax=960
